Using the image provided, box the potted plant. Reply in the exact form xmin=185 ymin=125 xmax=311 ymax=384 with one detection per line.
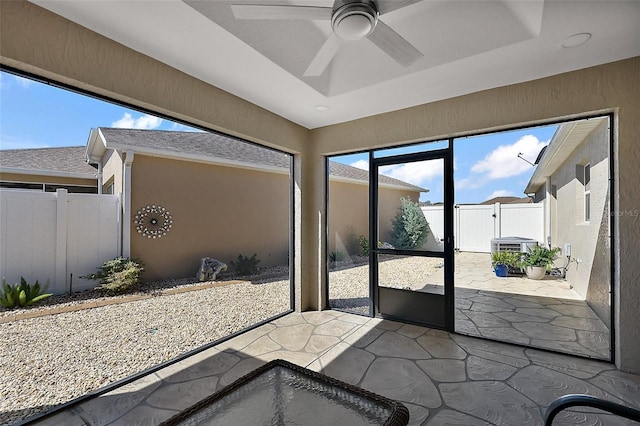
xmin=521 ymin=245 xmax=561 ymax=280
xmin=491 ymin=251 xmax=519 ymax=277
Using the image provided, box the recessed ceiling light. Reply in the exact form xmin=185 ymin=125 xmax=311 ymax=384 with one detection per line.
xmin=315 ymin=105 xmax=329 ymax=112
xmin=559 ymin=33 xmax=592 ymax=49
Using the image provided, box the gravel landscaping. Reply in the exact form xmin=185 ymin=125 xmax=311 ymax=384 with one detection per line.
xmin=0 ymin=257 xmax=436 ymax=425
xmin=0 ymin=274 xmax=290 ymax=425
xmin=329 ymin=256 xmax=443 ymax=314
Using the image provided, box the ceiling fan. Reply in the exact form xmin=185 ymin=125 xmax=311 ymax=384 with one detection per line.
xmin=230 ymin=0 xmax=424 ymax=76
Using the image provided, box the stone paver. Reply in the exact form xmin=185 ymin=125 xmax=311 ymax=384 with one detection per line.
xmin=450 ymin=252 xmax=611 ymax=360
xmin=30 ymin=311 xmax=639 ymax=426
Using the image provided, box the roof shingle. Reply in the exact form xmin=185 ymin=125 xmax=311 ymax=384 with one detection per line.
xmin=0 ymin=146 xmax=97 ymax=175
xmin=98 ymin=128 xmax=426 ymax=192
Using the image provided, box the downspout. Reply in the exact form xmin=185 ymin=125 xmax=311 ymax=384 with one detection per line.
xmin=122 ymin=150 xmax=134 ymax=258
xmin=96 ymin=162 xmax=103 ymax=194
xmin=545 ymin=177 xmax=552 ymax=246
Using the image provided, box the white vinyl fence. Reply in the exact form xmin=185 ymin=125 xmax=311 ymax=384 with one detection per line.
xmin=422 ymin=203 xmax=544 ymax=252
xmin=0 ymin=189 xmax=121 ymax=294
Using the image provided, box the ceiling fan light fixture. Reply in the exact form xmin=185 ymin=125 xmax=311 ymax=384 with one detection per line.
xmin=331 ymin=1 xmax=378 ymax=41
xmin=559 ymin=32 xmax=592 ymax=48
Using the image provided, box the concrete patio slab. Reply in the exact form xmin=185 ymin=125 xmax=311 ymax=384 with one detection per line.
xmin=30 ymin=311 xmax=638 ymax=426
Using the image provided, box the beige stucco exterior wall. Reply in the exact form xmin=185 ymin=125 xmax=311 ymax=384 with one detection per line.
xmin=100 ymin=149 xmax=124 ymax=194
xmin=549 ymin=121 xmax=611 ymax=326
xmin=328 ymin=179 xmax=419 ymax=256
xmin=1 ymin=0 xmax=638 ymax=372
xmin=129 ymin=155 xmax=290 ymax=281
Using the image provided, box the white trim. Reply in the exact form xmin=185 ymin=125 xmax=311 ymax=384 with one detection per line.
xmin=122 ymin=150 xmax=134 ymax=258
xmin=0 ymin=166 xmax=96 ymax=180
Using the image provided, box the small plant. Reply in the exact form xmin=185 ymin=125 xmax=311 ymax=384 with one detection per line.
xmin=82 ymin=257 xmax=144 ymax=294
xmin=358 ymin=235 xmax=370 ymax=256
xmin=0 ymin=277 xmax=52 ymax=309
xmin=491 ymin=251 xmax=521 ymax=269
xmin=230 ymin=253 xmax=260 ymax=276
xmin=390 ymin=197 xmax=429 ymax=250
xmin=329 ymin=250 xmax=346 ymax=263
xmin=521 ymin=245 xmax=561 ymax=269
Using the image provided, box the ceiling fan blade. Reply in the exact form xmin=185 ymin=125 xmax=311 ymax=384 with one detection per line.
xmin=367 ymin=20 xmax=423 ymax=67
xmin=376 ymin=0 xmax=422 ymax=16
xmin=304 ymin=32 xmax=342 ymax=76
xmin=230 ymin=4 xmax=331 ymax=20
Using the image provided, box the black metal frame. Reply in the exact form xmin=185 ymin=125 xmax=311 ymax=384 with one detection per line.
xmin=606 ymin=112 xmax=616 ymax=363
xmin=326 ymin=112 xmax=616 ymax=361
xmin=544 ymin=394 xmax=640 ymax=425
xmin=3 ymin=65 xmax=299 ymax=425
xmin=370 ymin=145 xmax=455 ymax=330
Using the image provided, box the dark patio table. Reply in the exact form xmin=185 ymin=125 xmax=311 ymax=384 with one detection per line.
xmin=159 ymin=358 xmax=409 ymax=426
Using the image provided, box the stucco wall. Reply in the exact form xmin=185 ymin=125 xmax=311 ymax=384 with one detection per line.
xmin=550 ymin=121 xmax=610 ymax=326
xmin=1 ymin=1 xmax=638 ymax=372
xmin=100 ymin=149 xmax=124 ymax=194
xmin=328 ymin=179 xmax=418 ymax=256
xmin=310 ymin=59 xmax=639 ymax=372
xmin=129 ymin=155 xmax=291 ymax=281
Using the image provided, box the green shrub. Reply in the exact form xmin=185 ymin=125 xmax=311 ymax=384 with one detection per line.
xmin=390 ymin=197 xmax=429 ymax=250
xmin=0 ymin=277 xmax=52 ymax=309
xmin=358 ymin=235 xmax=370 ymax=256
xmin=521 ymin=245 xmax=561 ymax=269
xmin=230 ymin=253 xmax=260 ymax=276
xmin=82 ymin=257 xmax=144 ymax=294
xmin=329 ymin=250 xmax=346 ymax=263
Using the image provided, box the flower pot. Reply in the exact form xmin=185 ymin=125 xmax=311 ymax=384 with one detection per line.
xmin=525 ymin=266 xmax=546 ymax=280
xmin=494 ymin=264 xmax=509 ymax=277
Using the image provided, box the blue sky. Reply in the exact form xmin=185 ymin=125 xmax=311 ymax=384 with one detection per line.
xmin=332 ymin=124 xmax=556 ymax=204
xmin=0 ymin=71 xmax=196 ymax=150
xmin=1 ymin=70 xmax=556 ymax=204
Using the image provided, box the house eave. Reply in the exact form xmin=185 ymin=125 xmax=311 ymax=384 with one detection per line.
xmin=329 ymin=174 xmax=428 ymax=193
xmin=524 ymin=117 xmax=608 ymax=194
xmin=0 ymin=167 xmax=97 ymax=180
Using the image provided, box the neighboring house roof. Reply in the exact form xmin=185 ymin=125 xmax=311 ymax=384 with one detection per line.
xmin=328 ymin=161 xmax=427 ymax=193
xmin=480 ymin=196 xmax=533 ymax=205
xmin=525 ymin=117 xmax=607 ymax=194
xmin=0 ymin=146 xmax=97 ymax=178
xmin=88 ymin=128 xmax=427 ymax=193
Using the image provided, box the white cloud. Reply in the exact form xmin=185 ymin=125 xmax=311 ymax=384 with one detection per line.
xmin=487 ymin=189 xmax=514 ymax=199
xmin=456 ymin=175 xmax=488 ymax=190
xmin=380 ymin=159 xmax=443 ymax=185
xmin=350 ymin=159 xmax=369 ymax=171
xmin=471 ymin=134 xmax=546 ymax=179
xmin=14 ymin=75 xmax=34 ymax=88
xmin=111 ymin=113 xmax=163 ymax=129
xmin=171 ymin=122 xmax=202 ymax=132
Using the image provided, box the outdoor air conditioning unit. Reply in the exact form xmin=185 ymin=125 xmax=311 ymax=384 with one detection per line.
xmin=491 ymin=237 xmax=538 ymax=254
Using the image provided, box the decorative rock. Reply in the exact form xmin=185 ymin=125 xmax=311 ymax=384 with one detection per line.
xmin=196 ymin=257 xmax=227 ymax=282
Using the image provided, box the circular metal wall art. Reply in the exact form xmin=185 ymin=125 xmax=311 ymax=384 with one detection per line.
xmin=134 ymin=205 xmax=173 ymax=239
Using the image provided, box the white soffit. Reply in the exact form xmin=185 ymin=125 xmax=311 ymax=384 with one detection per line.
xmin=30 ymin=0 xmax=640 ymax=129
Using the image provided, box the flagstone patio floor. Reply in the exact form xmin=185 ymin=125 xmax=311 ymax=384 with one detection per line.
xmin=449 ymin=252 xmax=610 ymax=360
xmin=32 ymin=310 xmax=639 ymax=426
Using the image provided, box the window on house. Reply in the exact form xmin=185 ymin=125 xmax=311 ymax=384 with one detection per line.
xmin=584 ymin=163 xmax=591 ymax=222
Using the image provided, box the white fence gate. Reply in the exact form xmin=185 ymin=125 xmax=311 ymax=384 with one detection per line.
xmin=0 ymin=189 xmax=121 ymax=294
xmin=422 ymin=203 xmax=544 ymax=253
